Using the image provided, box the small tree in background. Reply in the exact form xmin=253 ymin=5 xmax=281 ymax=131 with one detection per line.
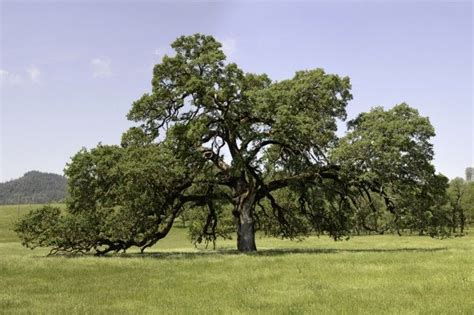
xmin=447 ymin=178 xmax=474 ymax=234
xmin=465 ymin=167 xmax=473 ymax=182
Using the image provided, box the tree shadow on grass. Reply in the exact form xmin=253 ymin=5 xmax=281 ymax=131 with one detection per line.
xmin=36 ymin=246 xmax=448 ymax=259
xmin=109 ymin=246 xmax=448 ymax=260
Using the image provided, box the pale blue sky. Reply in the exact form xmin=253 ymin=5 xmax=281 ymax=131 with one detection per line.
xmin=0 ymin=1 xmax=472 ymax=181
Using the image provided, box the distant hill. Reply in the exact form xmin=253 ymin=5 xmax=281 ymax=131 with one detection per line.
xmin=0 ymin=171 xmax=68 ymax=205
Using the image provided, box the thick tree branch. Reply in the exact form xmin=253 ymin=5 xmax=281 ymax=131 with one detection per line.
xmin=264 ymin=165 xmax=340 ymax=193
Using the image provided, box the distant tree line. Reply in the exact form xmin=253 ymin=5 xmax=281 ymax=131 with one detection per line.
xmin=0 ymin=171 xmax=67 ymax=205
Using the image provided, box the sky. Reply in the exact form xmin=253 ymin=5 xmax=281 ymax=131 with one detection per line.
xmin=0 ymin=0 xmax=472 ymax=182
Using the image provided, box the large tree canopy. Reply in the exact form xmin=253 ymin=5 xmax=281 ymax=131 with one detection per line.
xmin=15 ymin=34 xmax=449 ymax=255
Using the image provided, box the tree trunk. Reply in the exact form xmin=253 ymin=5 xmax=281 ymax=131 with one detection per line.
xmin=234 ymin=182 xmax=257 ymax=252
xmin=237 ymin=216 xmax=256 ymax=252
xmin=451 ymin=208 xmax=457 ymax=233
xmin=460 ymin=211 xmax=465 ymax=234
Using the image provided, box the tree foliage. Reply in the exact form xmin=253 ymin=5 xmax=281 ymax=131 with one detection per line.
xmin=447 ymin=178 xmax=474 ymax=234
xmin=332 ymin=104 xmax=451 ymax=236
xmin=15 ymin=34 xmax=453 ymax=255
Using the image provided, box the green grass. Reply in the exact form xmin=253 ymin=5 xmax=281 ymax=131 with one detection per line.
xmin=1 ymin=205 xmax=473 ymax=314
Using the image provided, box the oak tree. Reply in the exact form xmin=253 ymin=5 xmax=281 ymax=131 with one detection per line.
xmin=15 ymin=34 xmax=448 ymax=255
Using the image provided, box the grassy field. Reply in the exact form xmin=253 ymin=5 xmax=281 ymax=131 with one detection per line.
xmin=0 ymin=204 xmax=473 ymax=314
